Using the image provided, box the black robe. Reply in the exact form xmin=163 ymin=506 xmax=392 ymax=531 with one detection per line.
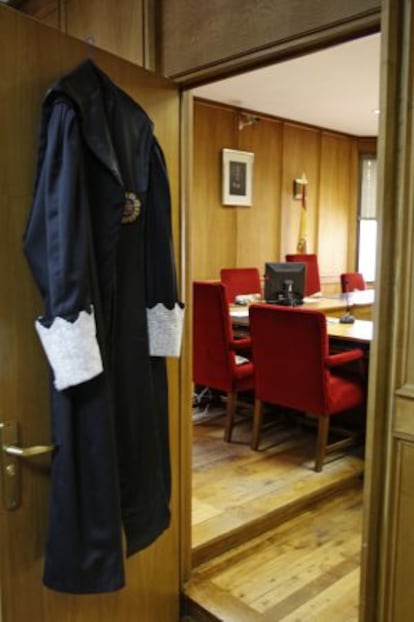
xmin=23 ymin=60 xmax=183 ymax=594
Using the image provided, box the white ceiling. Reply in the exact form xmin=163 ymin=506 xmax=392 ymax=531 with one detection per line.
xmin=193 ymin=33 xmax=381 ymax=137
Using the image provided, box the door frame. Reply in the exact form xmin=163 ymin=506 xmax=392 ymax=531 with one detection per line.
xmin=177 ymin=7 xmax=395 ymax=621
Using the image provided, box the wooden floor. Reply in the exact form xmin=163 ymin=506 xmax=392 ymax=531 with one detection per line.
xmin=192 ymin=403 xmax=364 ymax=565
xmin=186 ymin=401 xmax=365 ymax=621
xmin=186 ymin=485 xmax=363 ymax=622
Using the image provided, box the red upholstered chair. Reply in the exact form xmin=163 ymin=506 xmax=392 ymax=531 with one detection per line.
xmin=220 ymin=267 xmax=262 ymax=303
xmin=249 ymin=304 xmax=366 ymax=471
xmin=340 ymin=272 xmax=366 ymax=293
xmin=193 ymin=281 xmax=255 ymax=441
xmin=285 ymin=254 xmax=321 ymax=296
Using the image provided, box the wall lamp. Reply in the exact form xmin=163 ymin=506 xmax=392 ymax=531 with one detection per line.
xmin=293 ymin=173 xmax=308 ymax=200
xmin=238 ymin=112 xmax=260 ymax=131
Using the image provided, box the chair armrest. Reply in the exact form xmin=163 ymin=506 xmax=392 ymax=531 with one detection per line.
xmin=325 ymin=348 xmax=364 ymax=368
xmin=230 ymin=337 xmax=252 ymax=351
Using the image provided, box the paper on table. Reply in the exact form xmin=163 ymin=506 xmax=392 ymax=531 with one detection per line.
xmin=230 ymin=309 xmax=249 ymax=318
xmin=326 ymin=316 xmax=340 ymax=324
xmin=303 ymin=296 xmax=320 ymax=303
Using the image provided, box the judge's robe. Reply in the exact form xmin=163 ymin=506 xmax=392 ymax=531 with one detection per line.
xmin=23 ymin=59 xmax=184 ymax=594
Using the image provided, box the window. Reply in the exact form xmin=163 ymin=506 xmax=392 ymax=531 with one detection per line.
xmin=357 ymin=156 xmax=377 ymax=282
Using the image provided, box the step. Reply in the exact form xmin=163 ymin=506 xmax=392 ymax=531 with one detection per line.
xmin=184 ymin=484 xmax=363 ymax=622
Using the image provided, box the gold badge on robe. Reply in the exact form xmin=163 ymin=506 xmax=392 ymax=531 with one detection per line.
xmin=121 ymin=192 xmax=141 ymax=224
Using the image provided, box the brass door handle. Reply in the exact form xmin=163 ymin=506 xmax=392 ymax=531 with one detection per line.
xmin=0 ymin=419 xmax=54 ymax=510
xmin=3 ymin=444 xmax=54 ymax=458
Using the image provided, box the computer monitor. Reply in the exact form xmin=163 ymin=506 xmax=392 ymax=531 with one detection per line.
xmin=264 ymin=262 xmax=306 ymax=306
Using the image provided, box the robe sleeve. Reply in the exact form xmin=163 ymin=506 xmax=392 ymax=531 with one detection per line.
xmin=144 ymin=139 xmax=184 ymax=357
xmin=23 ymin=100 xmax=103 ymax=391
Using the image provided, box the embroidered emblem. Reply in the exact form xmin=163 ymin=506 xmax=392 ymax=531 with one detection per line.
xmin=121 ymin=192 xmax=141 ymax=224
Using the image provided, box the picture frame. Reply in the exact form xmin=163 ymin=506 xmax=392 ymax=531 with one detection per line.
xmin=222 ymin=148 xmax=254 ymax=206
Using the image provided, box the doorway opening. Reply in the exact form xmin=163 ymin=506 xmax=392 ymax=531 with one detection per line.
xmin=185 ymin=32 xmax=380 ymax=620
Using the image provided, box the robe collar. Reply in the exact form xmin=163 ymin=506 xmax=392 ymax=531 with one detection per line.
xmin=42 ymin=59 xmax=153 ymax=188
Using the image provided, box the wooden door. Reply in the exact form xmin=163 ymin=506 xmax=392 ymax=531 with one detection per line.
xmin=0 ymin=7 xmax=183 ymax=622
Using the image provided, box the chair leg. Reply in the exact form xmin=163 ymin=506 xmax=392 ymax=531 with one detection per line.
xmin=315 ymin=416 xmax=330 ymax=472
xmin=224 ymin=391 xmax=237 ymax=442
xmin=251 ymin=399 xmax=264 ymax=450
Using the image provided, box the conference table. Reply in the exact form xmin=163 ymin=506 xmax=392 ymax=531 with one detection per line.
xmin=302 ymin=289 xmax=374 ymax=320
xmin=230 ymin=296 xmax=374 ymax=346
xmin=232 ymin=289 xmax=374 ymax=319
xmin=325 ymin=316 xmax=373 ymax=345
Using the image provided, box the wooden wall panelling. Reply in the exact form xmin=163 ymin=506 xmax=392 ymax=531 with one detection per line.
xmin=318 ymin=132 xmax=355 ymax=285
xmin=236 ymin=116 xmax=283 ymax=271
xmin=65 ymin=0 xmax=145 ymax=66
xmin=19 ymin=0 xmax=147 ymax=66
xmin=19 ymin=0 xmax=60 ymax=27
xmin=161 ymin=0 xmax=380 ymax=82
xmin=0 ymin=7 xmax=181 ymax=622
xmin=346 ymin=139 xmax=359 ymax=273
xmin=280 ymin=123 xmax=320 ymax=261
xmin=192 ymin=101 xmax=363 ymax=290
xmin=193 ymin=100 xmax=237 ymax=280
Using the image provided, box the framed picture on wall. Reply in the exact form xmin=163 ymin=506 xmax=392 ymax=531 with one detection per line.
xmin=222 ymin=148 xmax=254 ymax=206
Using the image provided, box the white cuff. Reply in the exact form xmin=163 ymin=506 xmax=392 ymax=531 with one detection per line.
xmin=146 ymin=303 xmax=184 ymax=357
xmin=35 ymin=307 xmax=103 ymax=391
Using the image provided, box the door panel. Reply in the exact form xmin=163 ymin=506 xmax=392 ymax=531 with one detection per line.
xmin=0 ymin=7 xmax=181 ymax=622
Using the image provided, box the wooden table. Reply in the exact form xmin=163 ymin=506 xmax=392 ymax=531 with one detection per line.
xmin=301 ymin=289 xmax=374 ymax=320
xmin=230 ymin=307 xmax=373 ymax=345
xmin=325 ymin=316 xmax=373 ymax=344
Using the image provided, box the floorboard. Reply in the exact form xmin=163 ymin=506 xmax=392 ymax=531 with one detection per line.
xmin=192 ymin=403 xmax=364 ymax=565
xmin=185 ymin=486 xmax=363 ymax=622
